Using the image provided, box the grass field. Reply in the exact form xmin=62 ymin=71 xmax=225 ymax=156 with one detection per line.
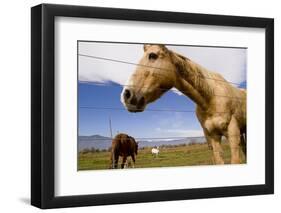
xmin=78 ymin=142 xmax=246 ymax=170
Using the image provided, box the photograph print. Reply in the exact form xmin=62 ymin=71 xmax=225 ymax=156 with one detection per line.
xmin=78 ymin=42 xmax=247 ymax=171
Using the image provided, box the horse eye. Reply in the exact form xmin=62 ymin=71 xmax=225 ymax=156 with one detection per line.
xmin=148 ymin=53 xmax=158 ymax=60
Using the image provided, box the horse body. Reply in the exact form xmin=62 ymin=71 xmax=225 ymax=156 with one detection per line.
xmin=191 ymin=64 xmax=247 ymax=164
xmin=111 ymin=133 xmax=138 ymax=169
xmin=121 ymin=44 xmax=246 ymax=164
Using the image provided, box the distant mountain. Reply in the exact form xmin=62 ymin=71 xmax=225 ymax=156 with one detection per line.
xmin=78 ymin=135 xmax=112 ymax=151
xmin=78 ymin=134 xmax=206 ymax=151
xmin=79 ymin=134 xmax=110 ymax=140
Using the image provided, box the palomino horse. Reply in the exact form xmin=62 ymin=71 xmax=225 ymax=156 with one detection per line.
xmin=110 ymin=133 xmax=138 ymax=169
xmin=121 ymin=44 xmax=246 ymax=164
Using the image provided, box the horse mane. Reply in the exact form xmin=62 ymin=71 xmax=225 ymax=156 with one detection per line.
xmin=169 ymin=51 xmax=216 ymax=99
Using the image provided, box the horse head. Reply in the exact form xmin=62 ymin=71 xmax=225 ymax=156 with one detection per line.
xmin=121 ymin=44 xmax=183 ymax=112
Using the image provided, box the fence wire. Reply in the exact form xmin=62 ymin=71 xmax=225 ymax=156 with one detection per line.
xmin=78 ymin=53 xmax=246 ymax=165
xmin=79 ymin=80 xmax=245 ymax=101
xmin=78 ymin=54 xmax=244 ymax=86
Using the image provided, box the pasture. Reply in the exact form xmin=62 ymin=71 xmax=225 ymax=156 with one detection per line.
xmin=78 ymin=142 xmax=246 ymax=171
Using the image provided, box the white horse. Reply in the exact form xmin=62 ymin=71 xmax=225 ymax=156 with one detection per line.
xmin=151 ymin=146 xmax=160 ymax=157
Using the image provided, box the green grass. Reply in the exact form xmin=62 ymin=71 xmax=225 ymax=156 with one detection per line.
xmin=78 ymin=142 xmax=246 ymax=171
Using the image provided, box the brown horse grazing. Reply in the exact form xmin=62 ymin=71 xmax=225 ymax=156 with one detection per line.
xmin=110 ymin=133 xmax=138 ymax=169
xmin=121 ymin=44 xmax=246 ymax=165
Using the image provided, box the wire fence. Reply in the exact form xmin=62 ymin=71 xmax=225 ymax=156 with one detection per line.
xmin=78 ymin=54 xmax=243 ymax=86
xmin=79 ymin=134 xmax=245 ymax=159
xmin=77 ymin=53 xmax=247 ymax=161
xmin=79 ymin=134 xmax=244 ymax=141
xmin=79 ymin=80 xmax=245 ymax=101
xmin=79 ymin=105 xmax=243 ymax=114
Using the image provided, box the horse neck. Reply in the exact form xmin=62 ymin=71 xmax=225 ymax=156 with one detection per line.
xmin=174 ymin=58 xmax=213 ymax=110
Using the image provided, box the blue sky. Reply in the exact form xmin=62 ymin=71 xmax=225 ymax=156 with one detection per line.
xmin=78 ymin=42 xmax=247 ymax=139
xmin=79 ymin=82 xmax=203 ymax=138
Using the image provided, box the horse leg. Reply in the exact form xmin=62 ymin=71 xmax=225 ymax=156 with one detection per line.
xmin=203 ymin=129 xmax=215 ymax=164
xmin=131 ymin=154 xmax=136 ymax=168
xmin=240 ymin=134 xmax=246 ymax=160
xmin=124 ymin=159 xmax=128 ymax=168
xmin=114 ymin=153 xmax=119 ymax=169
xmin=121 ymin=155 xmax=127 ymax=169
xmin=203 ymin=129 xmax=223 ymax=164
xmin=209 ymin=134 xmax=224 ymax=164
xmin=227 ymin=116 xmax=241 ymax=164
xmin=203 ymin=128 xmax=213 ymax=150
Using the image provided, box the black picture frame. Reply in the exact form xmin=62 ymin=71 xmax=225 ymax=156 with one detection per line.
xmin=31 ymin=3 xmax=274 ymax=209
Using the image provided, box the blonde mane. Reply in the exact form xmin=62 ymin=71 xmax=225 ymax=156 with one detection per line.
xmin=170 ymin=51 xmax=221 ymax=99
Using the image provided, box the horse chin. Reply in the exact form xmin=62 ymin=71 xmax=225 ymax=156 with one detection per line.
xmin=128 ymin=108 xmax=144 ymax=113
xmin=127 ymin=107 xmax=145 ymax=113
xmin=124 ymin=104 xmax=145 ymax=113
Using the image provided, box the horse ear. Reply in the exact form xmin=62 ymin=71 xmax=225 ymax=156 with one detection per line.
xmin=143 ymin=44 xmax=151 ymax=52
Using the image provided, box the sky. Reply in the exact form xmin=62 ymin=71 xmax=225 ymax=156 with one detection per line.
xmin=78 ymin=42 xmax=247 ymax=139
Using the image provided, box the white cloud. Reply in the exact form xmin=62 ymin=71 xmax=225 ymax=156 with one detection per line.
xmin=79 ymin=42 xmax=143 ymax=85
xmin=170 ymin=45 xmax=247 ymax=85
xmin=78 ymin=42 xmax=247 ymax=92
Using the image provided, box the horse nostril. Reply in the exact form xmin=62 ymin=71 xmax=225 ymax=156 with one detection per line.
xmin=124 ymin=89 xmax=131 ymax=100
xmin=138 ymin=96 xmax=145 ymax=107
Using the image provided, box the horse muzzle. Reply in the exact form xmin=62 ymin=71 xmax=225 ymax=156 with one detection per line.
xmin=121 ymin=88 xmax=146 ymax=112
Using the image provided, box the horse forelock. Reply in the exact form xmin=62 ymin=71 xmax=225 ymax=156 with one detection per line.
xmin=144 ymin=44 xmax=168 ymax=53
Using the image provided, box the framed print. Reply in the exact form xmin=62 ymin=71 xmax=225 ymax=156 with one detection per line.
xmin=31 ymin=4 xmax=274 ymax=209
